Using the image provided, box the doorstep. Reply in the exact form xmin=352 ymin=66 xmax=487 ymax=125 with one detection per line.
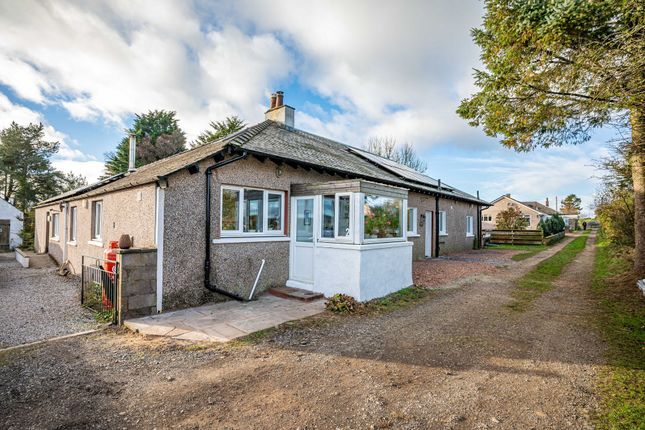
xmin=124 ymin=294 xmax=325 ymax=342
xmin=268 ymin=286 xmax=324 ymax=302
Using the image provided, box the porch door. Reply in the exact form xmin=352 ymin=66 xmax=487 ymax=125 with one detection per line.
xmin=289 ymin=196 xmax=316 ymax=287
xmin=424 ymin=211 xmax=433 ymax=258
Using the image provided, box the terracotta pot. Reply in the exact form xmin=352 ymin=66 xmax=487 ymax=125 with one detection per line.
xmin=118 ymin=234 xmax=132 ymax=249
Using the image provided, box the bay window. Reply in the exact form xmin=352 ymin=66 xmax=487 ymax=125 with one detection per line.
xmin=363 ymin=195 xmax=403 ymax=240
xmin=221 ymin=186 xmax=284 ymax=236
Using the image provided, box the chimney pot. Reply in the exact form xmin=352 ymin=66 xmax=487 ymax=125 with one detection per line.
xmin=128 ymin=134 xmax=137 ymax=172
xmin=545 ymin=197 xmax=550 ymax=207
xmin=264 ymin=90 xmax=294 ymax=127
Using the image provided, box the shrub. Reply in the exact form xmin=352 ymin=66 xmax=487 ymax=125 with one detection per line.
xmin=539 ymin=213 xmax=566 ymax=236
xmin=325 ymin=293 xmax=359 ymax=313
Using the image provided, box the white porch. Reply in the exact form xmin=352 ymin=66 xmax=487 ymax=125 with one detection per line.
xmin=287 ymin=180 xmax=413 ymax=301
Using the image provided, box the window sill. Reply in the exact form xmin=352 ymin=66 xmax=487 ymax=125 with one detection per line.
xmin=88 ymin=240 xmax=104 ymax=247
xmin=213 ymin=236 xmax=290 ymax=244
xmin=466 ymin=234 xmax=474 ymax=238
xmin=439 ymin=233 xmax=448 ymax=237
xmin=67 ymin=241 xmax=77 ymax=246
xmin=407 ymin=233 xmax=420 ymax=238
xmin=50 ymin=237 xmax=60 ymax=242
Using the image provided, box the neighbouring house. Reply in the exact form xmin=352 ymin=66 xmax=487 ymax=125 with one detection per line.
xmin=481 ymin=194 xmax=556 ymax=231
xmin=34 ymin=92 xmax=488 ymax=309
xmin=0 ymin=198 xmax=23 ymax=251
xmin=561 ymin=213 xmax=580 ymax=231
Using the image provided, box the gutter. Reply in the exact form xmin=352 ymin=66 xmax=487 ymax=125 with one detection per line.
xmin=204 ymin=151 xmax=249 ymax=301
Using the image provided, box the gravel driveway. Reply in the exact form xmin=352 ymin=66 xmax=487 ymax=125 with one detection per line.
xmin=0 ymin=252 xmax=99 ymax=348
xmin=0 ymin=234 xmax=604 ymax=429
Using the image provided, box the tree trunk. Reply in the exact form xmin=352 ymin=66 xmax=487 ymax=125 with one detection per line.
xmin=631 ymin=108 xmax=645 ymax=279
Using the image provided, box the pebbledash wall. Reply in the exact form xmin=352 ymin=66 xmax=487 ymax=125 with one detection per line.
xmin=161 ymin=156 xmax=481 ymax=309
xmin=34 ymin=184 xmax=157 ymax=274
xmin=35 ymin=156 xmax=482 ymax=311
xmin=161 ymin=156 xmax=337 ymax=309
xmin=407 ymin=192 xmax=479 ymax=259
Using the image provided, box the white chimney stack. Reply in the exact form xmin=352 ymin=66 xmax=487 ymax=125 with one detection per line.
xmin=128 ymin=134 xmax=137 ymax=172
xmin=264 ymin=90 xmax=295 ymax=128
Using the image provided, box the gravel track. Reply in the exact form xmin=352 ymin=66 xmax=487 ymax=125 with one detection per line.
xmin=0 ymin=234 xmax=604 ymax=429
xmin=0 ymin=252 xmax=99 ymax=348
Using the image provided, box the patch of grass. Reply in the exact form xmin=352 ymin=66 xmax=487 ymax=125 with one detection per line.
xmin=228 ymin=327 xmax=276 ymax=347
xmin=93 ymin=310 xmax=114 ymax=323
xmin=363 ymin=285 xmax=430 ymax=314
xmin=488 ymin=243 xmax=549 ymax=261
xmin=592 ymin=238 xmax=645 ymax=430
xmin=508 ymin=234 xmax=588 ymax=312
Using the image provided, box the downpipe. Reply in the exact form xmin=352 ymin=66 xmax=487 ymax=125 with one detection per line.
xmin=204 ymin=151 xmax=248 ymax=301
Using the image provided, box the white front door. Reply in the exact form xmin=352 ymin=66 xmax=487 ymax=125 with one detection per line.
xmin=424 ymin=211 xmax=433 ymax=258
xmin=289 ymin=196 xmax=317 ymax=288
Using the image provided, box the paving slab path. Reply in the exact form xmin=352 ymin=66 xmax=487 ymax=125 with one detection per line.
xmin=125 ymin=295 xmax=325 ymax=342
xmin=0 ymin=233 xmax=605 ymax=429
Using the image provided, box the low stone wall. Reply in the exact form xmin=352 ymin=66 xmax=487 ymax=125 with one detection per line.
xmin=543 ymin=231 xmax=565 ymax=245
xmin=15 ymin=248 xmax=29 ymax=268
xmin=115 ymin=248 xmax=157 ymax=324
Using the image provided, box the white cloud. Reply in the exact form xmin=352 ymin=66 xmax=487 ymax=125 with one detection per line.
xmin=0 ymin=0 xmax=292 ymax=140
xmin=226 ymin=0 xmax=485 ymax=147
xmin=455 ymin=144 xmax=608 ymax=213
xmin=0 ymin=92 xmax=104 ymax=182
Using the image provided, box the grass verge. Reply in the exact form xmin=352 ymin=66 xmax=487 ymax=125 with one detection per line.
xmin=363 ymin=285 xmax=430 ymax=314
xmin=508 ymin=234 xmax=588 ymax=312
xmin=491 ymin=243 xmax=549 ymax=261
xmin=592 ymin=238 xmax=645 ymax=430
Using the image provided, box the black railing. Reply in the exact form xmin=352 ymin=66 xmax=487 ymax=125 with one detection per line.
xmin=81 ymin=255 xmax=118 ymax=324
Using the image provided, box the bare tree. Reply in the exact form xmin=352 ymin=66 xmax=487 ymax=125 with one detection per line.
xmin=363 ymin=136 xmax=428 ymax=173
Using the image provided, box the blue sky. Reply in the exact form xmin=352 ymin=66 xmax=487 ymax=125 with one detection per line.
xmin=0 ymin=1 xmax=612 ymax=215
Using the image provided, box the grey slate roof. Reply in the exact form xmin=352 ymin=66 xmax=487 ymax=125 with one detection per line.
xmin=37 ymin=120 xmax=488 ymax=207
xmin=521 ymin=201 xmax=557 ymax=215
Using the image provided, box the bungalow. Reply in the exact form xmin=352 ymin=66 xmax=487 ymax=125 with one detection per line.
xmin=34 ymin=92 xmax=488 ymax=310
xmin=481 ymin=194 xmax=556 ymax=230
xmin=0 ymin=198 xmax=23 ymax=251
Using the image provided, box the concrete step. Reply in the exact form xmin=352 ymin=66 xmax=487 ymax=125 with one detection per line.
xmin=268 ymin=286 xmax=324 ymax=302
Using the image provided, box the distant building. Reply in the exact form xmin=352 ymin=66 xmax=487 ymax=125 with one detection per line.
xmin=482 ymin=194 xmax=556 ymax=230
xmin=0 ymin=198 xmax=23 ymax=251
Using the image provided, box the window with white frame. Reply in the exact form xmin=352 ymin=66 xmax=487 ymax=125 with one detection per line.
xmin=363 ymin=195 xmax=403 ymax=240
xmin=51 ymin=213 xmax=60 ymax=239
xmin=438 ymin=211 xmax=447 ymax=235
xmin=466 ymin=215 xmax=474 ymax=236
xmin=91 ymin=201 xmax=102 ymax=240
xmin=321 ymin=193 xmax=352 ymax=240
xmin=69 ymin=206 xmax=77 ymax=242
xmin=407 ymin=207 xmax=418 ymax=235
xmin=221 ymin=186 xmax=285 ymax=235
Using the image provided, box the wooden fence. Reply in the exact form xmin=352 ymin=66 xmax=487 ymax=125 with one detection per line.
xmin=490 ymin=229 xmax=544 ymax=245
xmin=490 ymin=229 xmax=565 ymax=245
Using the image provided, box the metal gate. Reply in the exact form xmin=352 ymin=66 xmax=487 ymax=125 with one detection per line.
xmin=81 ymin=256 xmax=119 ymax=324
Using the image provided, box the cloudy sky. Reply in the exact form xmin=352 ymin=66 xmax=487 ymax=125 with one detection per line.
xmin=0 ymin=0 xmax=611 ymax=214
